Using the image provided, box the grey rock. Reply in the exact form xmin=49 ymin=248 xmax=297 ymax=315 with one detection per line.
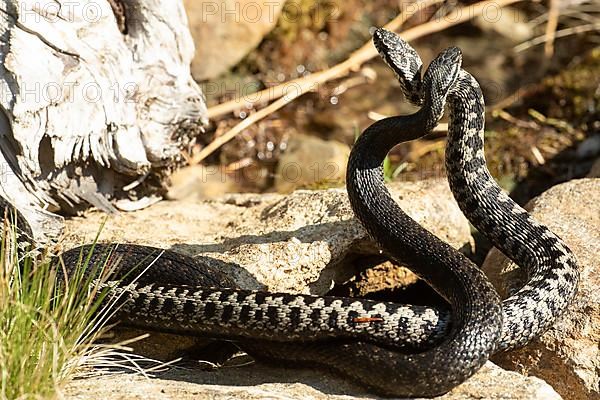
xmin=61 ymin=181 xmax=564 ymax=399
xmin=63 ymin=362 xmax=561 ymax=400
xmin=484 ymin=178 xmax=600 ymax=400
xmin=184 ymin=0 xmax=285 ymax=80
xmin=441 ymin=362 xmax=562 ymax=400
xmin=63 ymin=179 xmax=471 ymax=294
xmin=577 ymin=135 xmax=600 ymax=159
xmin=166 ymin=165 xmax=238 ymax=201
xmin=274 ymin=134 xmax=351 ymax=193
xmin=473 ymin=7 xmax=533 ymax=42
xmin=63 ymin=179 xmax=474 ymax=364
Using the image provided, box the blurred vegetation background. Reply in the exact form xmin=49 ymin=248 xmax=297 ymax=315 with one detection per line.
xmin=176 ymin=0 xmax=599 ymax=205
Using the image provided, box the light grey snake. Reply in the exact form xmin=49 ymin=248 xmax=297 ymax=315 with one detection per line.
xmin=5 ymin=28 xmax=579 ymax=398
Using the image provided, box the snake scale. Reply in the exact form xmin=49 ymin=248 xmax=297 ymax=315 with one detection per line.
xmin=4 ymin=28 xmax=579 ymax=398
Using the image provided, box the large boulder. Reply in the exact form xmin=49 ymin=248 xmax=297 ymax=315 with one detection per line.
xmin=484 ymin=178 xmax=600 ymax=400
xmin=61 ymin=179 xmax=470 ymax=361
xmin=60 ymin=180 xmax=571 ymax=398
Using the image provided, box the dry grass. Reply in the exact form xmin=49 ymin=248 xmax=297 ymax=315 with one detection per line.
xmin=0 ymin=220 xmax=147 ymax=400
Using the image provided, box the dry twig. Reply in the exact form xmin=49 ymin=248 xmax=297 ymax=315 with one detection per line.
xmin=544 ymin=0 xmax=560 ymax=57
xmin=515 ymin=21 xmax=600 ymax=52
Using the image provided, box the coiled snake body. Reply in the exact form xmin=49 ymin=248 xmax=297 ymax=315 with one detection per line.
xmin=7 ymin=29 xmax=579 ymax=398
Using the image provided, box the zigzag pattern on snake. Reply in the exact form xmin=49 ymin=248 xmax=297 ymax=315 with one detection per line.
xmin=6 ymin=28 xmax=579 ymax=398
xmin=373 ymin=28 xmax=579 ymax=351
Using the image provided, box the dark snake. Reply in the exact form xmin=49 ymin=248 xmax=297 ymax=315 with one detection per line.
xmin=4 ymin=28 xmax=579 ymax=398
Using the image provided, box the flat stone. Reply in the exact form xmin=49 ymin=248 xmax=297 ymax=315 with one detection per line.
xmin=62 ymin=179 xmax=471 ymax=295
xmin=60 ymin=180 xmax=564 ymax=399
xmin=61 ymin=179 xmax=474 ymax=363
xmin=63 ymin=362 xmax=561 ymax=400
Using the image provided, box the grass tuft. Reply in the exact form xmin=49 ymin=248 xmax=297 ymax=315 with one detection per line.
xmin=0 ymin=217 xmax=118 ymax=400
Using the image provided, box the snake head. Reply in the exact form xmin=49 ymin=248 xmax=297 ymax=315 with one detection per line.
xmin=423 ymin=46 xmax=463 ymax=101
xmin=372 ymin=28 xmax=424 ymax=106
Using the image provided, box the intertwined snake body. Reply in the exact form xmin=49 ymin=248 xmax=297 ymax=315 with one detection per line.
xmin=372 ymin=28 xmax=579 ymax=351
xmin=8 ymin=28 xmax=579 ymax=398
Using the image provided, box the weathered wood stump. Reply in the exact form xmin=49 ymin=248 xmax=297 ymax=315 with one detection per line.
xmin=0 ymin=0 xmax=207 ymax=239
